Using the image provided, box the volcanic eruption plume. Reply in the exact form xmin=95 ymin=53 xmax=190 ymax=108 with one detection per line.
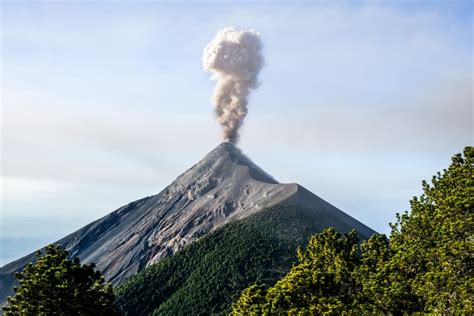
xmin=202 ymin=27 xmax=264 ymax=144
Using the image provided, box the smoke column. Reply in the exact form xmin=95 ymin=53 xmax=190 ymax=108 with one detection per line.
xmin=202 ymin=27 xmax=264 ymax=144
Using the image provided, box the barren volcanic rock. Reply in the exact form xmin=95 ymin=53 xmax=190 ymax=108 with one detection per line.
xmin=0 ymin=143 xmax=374 ymax=305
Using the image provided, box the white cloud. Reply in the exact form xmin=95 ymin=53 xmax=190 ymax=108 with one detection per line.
xmin=241 ymin=74 xmax=472 ymax=154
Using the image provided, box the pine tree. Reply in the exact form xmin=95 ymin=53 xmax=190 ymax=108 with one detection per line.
xmin=386 ymin=146 xmax=473 ymax=313
xmin=3 ymin=244 xmax=118 ymax=316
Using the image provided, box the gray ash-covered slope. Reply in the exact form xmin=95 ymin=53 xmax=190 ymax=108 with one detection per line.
xmin=0 ymin=142 xmax=374 ymax=304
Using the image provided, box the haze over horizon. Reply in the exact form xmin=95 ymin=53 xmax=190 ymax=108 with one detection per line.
xmin=1 ymin=0 xmax=472 ymax=266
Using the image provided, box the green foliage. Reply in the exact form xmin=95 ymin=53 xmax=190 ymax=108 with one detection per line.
xmin=233 ymin=146 xmax=473 ymax=314
xmin=231 ymin=228 xmax=362 ymax=315
xmin=2 ymin=244 xmax=118 ymax=316
xmin=387 ymin=146 xmax=474 ymax=313
xmin=115 ymin=205 xmax=327 ymax=315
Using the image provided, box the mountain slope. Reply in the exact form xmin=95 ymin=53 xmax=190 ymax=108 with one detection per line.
xmin=0 ymin=143 xmax=374 ymax=305
xmin=115 ymin=203 xmax=373 ymax=316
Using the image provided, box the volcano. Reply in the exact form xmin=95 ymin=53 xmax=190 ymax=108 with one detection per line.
xmin=0 ymin=143 xmax=375 ymax=305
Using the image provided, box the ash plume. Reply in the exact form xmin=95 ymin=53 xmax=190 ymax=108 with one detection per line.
xmin=202 ymin=27 xmax=264 ymax=144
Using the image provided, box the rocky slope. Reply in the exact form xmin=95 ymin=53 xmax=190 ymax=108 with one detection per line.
xmin=0 ymin=143 xmax=374 ymax=305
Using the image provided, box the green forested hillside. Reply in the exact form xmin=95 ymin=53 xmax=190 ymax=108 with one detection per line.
xmin=115 ymin=205 xmax=360 ymax=315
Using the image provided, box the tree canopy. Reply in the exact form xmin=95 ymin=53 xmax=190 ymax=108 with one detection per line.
xmin=231 ymin=228 xmax=364 ymax=315
xmin=3 ymin=244 xmax=118 ymax=316
xmin=384 ymin=146 xmax=473 ymax=312
xmin=232 ymin=146 xmax=473 ymax=314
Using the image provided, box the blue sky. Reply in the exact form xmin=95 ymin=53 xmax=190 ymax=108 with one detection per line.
xmin=1 ymin=0 xmax=472 ymax=266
